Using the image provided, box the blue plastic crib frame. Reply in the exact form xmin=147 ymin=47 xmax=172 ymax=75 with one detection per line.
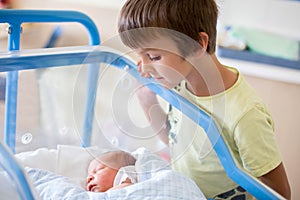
xmin=0 ymin=10 xmax=283 ymax=200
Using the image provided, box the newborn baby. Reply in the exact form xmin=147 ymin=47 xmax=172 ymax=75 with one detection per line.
xmin=86 ymin=150 xmax=136 ymax=192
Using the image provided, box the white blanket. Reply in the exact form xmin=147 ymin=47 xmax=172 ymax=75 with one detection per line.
xmin=27 ymin=147 xmax=206 ymax=199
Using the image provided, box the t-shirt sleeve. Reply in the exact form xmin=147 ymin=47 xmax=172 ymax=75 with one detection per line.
xmin=234 ymin=105 xmax=282 ymax=177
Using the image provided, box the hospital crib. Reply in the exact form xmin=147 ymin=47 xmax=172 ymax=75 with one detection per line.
xmin=0 ymin=10 xmax=282 ymax=200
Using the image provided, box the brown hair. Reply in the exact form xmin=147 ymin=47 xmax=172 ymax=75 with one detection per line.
xmin=118 ymin=0 xmax=219 ymax=55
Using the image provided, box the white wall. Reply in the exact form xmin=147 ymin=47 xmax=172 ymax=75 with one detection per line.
xmin=60 ymin=0 xmax=126 ymax=9
xmin=217 ymin=0 xmax=300 ymax=40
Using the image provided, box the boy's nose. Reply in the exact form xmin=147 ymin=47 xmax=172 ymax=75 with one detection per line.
xmin=140 ymin=62 xmax=154 ymax=74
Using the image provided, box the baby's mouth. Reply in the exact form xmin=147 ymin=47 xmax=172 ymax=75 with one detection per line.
xmin=88 ymin=183 xmax=97 ymax=192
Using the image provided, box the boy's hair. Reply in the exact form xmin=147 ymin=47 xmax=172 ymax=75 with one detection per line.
xmin=118 ymin=0 xmax=219 ymax=55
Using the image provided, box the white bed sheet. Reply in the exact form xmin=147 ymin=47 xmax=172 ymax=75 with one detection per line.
xmin=3 ymin=146 xmax=206 ymax=199
xmin=16 ymin=145 xmax=105 ymax=187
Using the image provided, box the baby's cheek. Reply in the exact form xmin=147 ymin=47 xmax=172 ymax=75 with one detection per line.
xmin=96 ymin=175 xmax=114 ymax=191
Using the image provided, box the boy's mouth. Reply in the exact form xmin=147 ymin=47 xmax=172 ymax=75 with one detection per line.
xmin=153 ymin=76 xmax=164 ymax=81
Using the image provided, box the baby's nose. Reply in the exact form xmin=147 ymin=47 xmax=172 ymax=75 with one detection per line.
xmin=86 ymin=175 xmax=94 ymax=183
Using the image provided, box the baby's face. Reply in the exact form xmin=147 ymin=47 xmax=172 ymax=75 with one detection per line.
xmin=86 ymin=158 xmax=118 ymax=192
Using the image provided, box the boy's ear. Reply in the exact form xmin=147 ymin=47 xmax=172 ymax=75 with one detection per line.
xmin=198 ymin=32 xmax=209 ymax=51
xmin=192 ymin=32 xmax=208 ymax=58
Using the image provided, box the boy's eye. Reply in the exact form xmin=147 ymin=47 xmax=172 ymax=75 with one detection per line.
xmin=147 ymin=54 xmax=161 ymax=61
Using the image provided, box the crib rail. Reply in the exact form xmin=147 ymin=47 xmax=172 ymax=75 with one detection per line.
xmin=0 ymin=9 xmax=100 ymax=46
xmin=0 ymin=141 xmax=37 ymax=200
xmin=0 ymin=47 xmax=283 ymax=200
xmin=0 ymin=10 xmax=100 ymax=153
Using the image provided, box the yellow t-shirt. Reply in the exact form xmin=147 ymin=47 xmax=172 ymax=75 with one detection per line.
xmin=168 ymin=67 xmax=282 ymax=198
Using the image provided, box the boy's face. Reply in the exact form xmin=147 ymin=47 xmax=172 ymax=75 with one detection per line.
xmin=135 ymin=48 xmax=194 ymax=89
xmin=86 ymin=158 xmax=118 ymax=192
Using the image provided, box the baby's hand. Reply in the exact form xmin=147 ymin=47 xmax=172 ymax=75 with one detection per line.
xmin=108 ymin=178 xmax=133 ymax=191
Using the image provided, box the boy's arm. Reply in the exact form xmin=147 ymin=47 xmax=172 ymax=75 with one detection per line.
xmin=259 ymin=162 xmax=291 ymax=200
xmin=136 ymin=86 xmax=169 ymax=145
xmin=235 ymin=107 xmax=291 ymax=199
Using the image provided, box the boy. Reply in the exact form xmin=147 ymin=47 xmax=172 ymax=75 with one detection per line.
xmin=117 ymin=0 xmax=291 ymax=199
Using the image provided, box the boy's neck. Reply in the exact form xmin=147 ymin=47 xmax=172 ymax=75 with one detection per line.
xmin=185 ymin=54 xmax=238 ymax=97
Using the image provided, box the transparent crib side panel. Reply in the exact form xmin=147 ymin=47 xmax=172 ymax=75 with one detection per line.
xmin=0 ymin=65 xmax=88 ymax=153
xmin=0 ymin=61 xmax=168 ymax=155
xmin=92 ymin=64 xmax=169 ymax=155
xmin=17 ymin=65 xmax=89 ymax=152
xmin=0 ymin=166 xmax=21 ymax=200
